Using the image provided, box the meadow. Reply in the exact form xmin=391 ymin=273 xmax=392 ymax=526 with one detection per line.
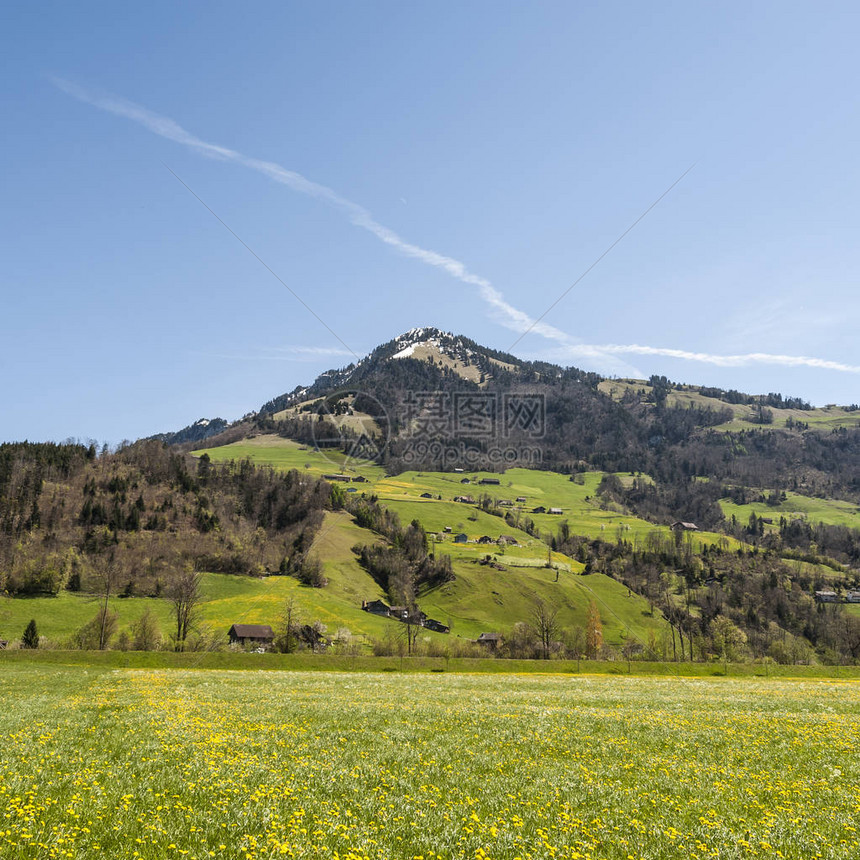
xmin=1 ymin=667 xmax=858 ymax=859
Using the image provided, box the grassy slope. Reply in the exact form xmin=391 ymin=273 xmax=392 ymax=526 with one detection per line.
xmin=720 ymin=490 xmax=860 ymax=531
xmin=190 ymin=438 xmax=729 ymax=644
xmin=599 ymin=379 xmax=860 ymax=431
xmin=0 ymin=513 xmax=402 ymax=646
xmin=197 ymin=434 xmax=387 ymax=481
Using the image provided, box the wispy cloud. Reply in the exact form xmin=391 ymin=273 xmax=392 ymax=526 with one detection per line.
xmin=553 ymin=343 xmax=860 ymax=374
xmin=267 ymin=345 xmax=357 ymax=358
xmin=191 ymin=344 xmax=358 ymax=363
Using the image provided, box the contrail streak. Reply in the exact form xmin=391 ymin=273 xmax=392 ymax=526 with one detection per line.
xmin=54 ymin=78 xmax=857 ymax=379
xmin=557 ymin=344 xmax=860 ymax=374
xmin=52 ymin=78 xmax=568 ymax=344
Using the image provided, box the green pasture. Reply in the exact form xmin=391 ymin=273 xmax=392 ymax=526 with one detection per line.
xmin=1 ymin=668 xmax=859 ymax=859
xmin=599 ymin=379 xmax=860 ymax=432
xmin=721 ymin=489 xmax=860 ymax=531
xmin=195 ymin=434 xmax=386 ymax=481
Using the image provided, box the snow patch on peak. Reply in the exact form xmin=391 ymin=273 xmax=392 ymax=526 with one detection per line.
xmin=392 ymin=343 xmax=420 ymax=359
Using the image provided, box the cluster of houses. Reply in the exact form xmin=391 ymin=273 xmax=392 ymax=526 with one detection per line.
xmin=449 ymin=533 xmax=520 ymax=546
xmin=362 ymin=599 xmax=450 ymax=633
xmin=814 ymin=590 xmax=860 ymax=604
xmin=322 ymin=474 xmax=369 ymax=494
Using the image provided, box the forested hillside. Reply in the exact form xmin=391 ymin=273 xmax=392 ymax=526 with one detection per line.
xmin=0 ymin=440 xmax=331 ymax=600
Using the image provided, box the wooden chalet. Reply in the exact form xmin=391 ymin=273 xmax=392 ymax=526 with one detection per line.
xmin=362 ymin=599 xmax=391 ymax=616
xmin=476 ymin=632 xmax=502 ymax=650
xmin=228 ymin=624 xmax=275 ymax=647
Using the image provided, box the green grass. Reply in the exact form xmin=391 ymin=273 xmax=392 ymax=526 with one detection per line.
xmin=599 ymin=379 xmax=860 ymax=432
xmin=0 ymin=509 xmax=661 ymax=651
xmin=720 ymin=490 xmax=860 ymax=531
xmin=195 ymin=434 xmax=386 ymax=481
xmin=196 ymin=438 xmax=739 ymax=550
xmin=1 ymin=667 xmax=859 ymax=859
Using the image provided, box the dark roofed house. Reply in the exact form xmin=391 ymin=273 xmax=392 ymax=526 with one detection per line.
xmin=322 ymin=473 xmax=352 ymax=482
xmin=388 ymin=606 xmax=409 ymax=621
xmin=454 ymin=495 xmax=476 ymax=504
xmin=480 ymin=477 xmax=501 ymax=485
xmin=815 ymin=590 xmax=839 ymax=603
xmin=548 ymin=507 xmax=563 ymax=515
xmin=532 ymin=506 xmax=546 ymax=514
xmin=454 ymin=533 xmax=468 ymax=543
xmin=228 ymin=624 xmax=275 ymax=647
xmin=498 ymin=535 xmax=519 ymax=545
xmin=420 ymin=492 xmax=433 ymax=498
xmin=423 ymin=618 xmax=450 ymax=634
xmin=670 ymin=521 xmax=699 ymax=531
xmin=476 ymin=632 xmax=502 ymax=650
xmin=477 ymin=535 xmax=495 ymax=544
xmin=363 ymin=599 xmax=390 ymax=616
xmin=515 ymin=496 xmax=527 ymax=503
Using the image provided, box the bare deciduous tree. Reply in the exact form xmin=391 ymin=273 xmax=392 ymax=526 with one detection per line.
xmin=531 ymin=598 xmax=559 ymax=660
xmin=168 ymin=564 xmax=202 ymax=651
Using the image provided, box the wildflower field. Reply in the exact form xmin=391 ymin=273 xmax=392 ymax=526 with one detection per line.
xmin=1 ymin=668 xmax=859 ymax=859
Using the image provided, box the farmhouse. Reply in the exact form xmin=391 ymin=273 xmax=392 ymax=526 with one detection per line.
xmin=480 ymin=477 xmax=501 ymax=485
xmin=477 ymin=535 xmax=495 ymax=544
xmin=420 ymin=492 xmax=433 ymax=498
xmin=815 ymin=590 xmax=838 ymax=603
xmin=454 ymin=533 xmax=468 ymax=543
xmin=388 ymin=606 xmax=409 ymax=621
xmin=454 ymin=495 xmax=476 ymax=504
xmin=846 ymin=591 xmax=860 ymax=603
xmin=362 ymin=599 xmax=390 ymax=616
xmin=423 ymin=618 xmax=450 ymax=633
xmin=548 ymin=507 xmax=563 ymax=515
xmin=532 ymin=506 xmax=546 ymax=514
xmin=228 ymin=624 xmax=275 ymax=647
xmin=515 ymin=496 xmax=527 ymax=503
xmin=352 ymin=475 xmax=368 ymax=483
xmin=498 ymin=535 xmax=519 ymax=545
xmin=476 ymin=632 xmax=502 ymax=650
xmin=0 ymin=639 xmax=7 ymax=650
xmin=460 ymin=477 xmax=471 ymax=484
xmin=322 ymin=474 xmax=352 ymax=482
xmin=671 ymin=521 xmax=699 ymax=531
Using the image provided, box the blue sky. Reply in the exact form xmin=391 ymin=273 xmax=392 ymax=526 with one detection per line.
xmin=3 ymin=1 xmax=860 ymax=443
